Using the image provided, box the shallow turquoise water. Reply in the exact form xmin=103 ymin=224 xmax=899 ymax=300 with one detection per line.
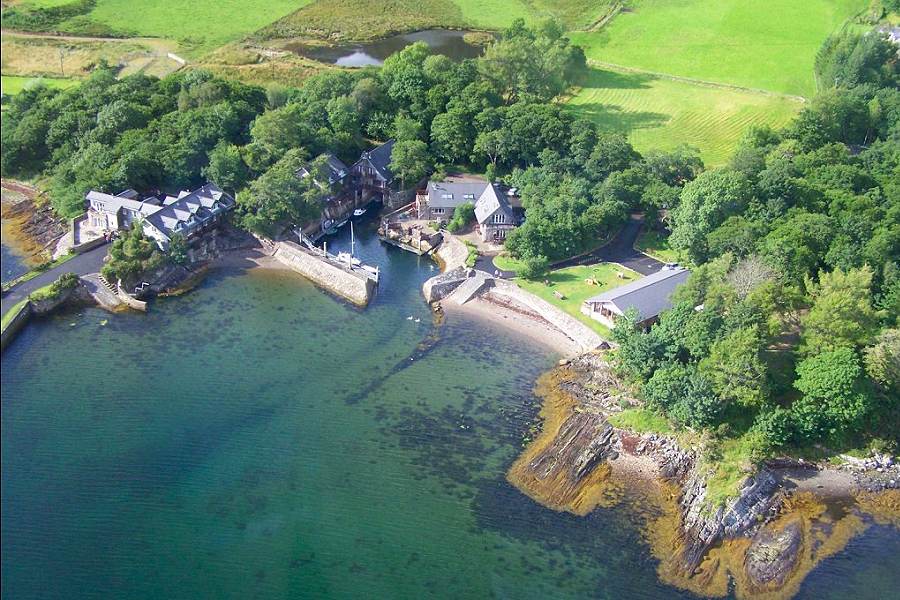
xmin=2 ymin=222 xmax=899 ymax=599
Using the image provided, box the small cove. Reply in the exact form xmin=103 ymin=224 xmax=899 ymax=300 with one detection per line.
xmin=287 ymin=29 xmax=490 ymax=67
xmin=2 ymin=220 xmax=899 ymax=599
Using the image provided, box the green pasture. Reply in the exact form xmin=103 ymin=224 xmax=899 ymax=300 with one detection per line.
xmin=1 ymin=75 xmax=79 ymax=95
xmin=84 ymin=0 xmax=313 ymax=56
xmin=515 ymin=263 xmax=640 ymax=338
xmin=566 ymin=68 xmax=802 ymax=166
xmin=569 ymin=0 xmax=868 ymax=97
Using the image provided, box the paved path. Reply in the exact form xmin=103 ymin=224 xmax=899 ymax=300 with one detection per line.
xmin=1 ymin=243 xmax=108 ymax=315
xmin=552 ymin=216 xmax=665 ymax=276
xmin=474 ymin=254 xmax=516 ymax=278
xmin=481 ymin=216 xmax=665 ymax=278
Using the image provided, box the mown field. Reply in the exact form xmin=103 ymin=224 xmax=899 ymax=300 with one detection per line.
xmin=3 ymin=0 xmax=313 ymax=57
xmin=569 ymin=0 xmax=868 ymax=97
xmin=1 ymin=74 xmax=79 ymax=95
xmin=566 ymin=68 xmax=802 ymax=166
xmin=87 ymin=0 xmax=312 ymax=56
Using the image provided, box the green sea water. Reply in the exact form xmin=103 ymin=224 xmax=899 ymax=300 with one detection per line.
xmin=2 ymin=223 xmax=899 ymax=599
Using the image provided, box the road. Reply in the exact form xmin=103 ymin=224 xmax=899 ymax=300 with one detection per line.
xmin=1 ymin=243 xmax=108 ymax=316
xmin=478 ymin=215 xmax=665 ymax=278
xmin=558 ymin=215 xmax=666 ymax=276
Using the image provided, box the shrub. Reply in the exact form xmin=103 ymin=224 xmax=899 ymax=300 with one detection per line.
xmin=750 ymin=407 xmax=793 ymax=450
xmin=792 ymin=347 xmax=873 ymax=441
xmin=446 ymin=202 xmax=475 ymax=233
xmin=517 ymin=255 xmax=549 ymax=280
xmin=643 ymin=362 xmax=723 ymax=429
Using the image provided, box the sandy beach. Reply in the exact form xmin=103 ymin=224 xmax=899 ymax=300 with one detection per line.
xmin=443 ymin=294 xmax=582 ymax=357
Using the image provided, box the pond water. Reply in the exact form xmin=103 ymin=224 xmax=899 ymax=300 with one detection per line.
xmin=2 ymin=219 xmax=899 ymax=599
xmin=289 ymin=29 xmax=488 ymax=67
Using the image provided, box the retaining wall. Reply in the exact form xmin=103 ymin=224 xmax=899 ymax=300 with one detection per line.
xmin=490 ymin=278 xmax=604 ymax=351
xmin=423 ymin=267 xmax=470 ymax=303
xmin=274 ymin=241 xmax=375 ymax=307
xmin=1 ymin=300 xmax=32 ymax=352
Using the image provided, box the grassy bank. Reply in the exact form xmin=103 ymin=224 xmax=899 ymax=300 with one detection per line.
xmin=515 ymin=263 xmax=639 ymax=337
xmin=570 ymin=0 xmax=867 ymax=97
xmin=566 ymin=67 xmax=802 ymax=166
xmin=634 ymin=229 xmax=679 ymax=263
xmin=0 ymin=34 xmax=179 ymax=81
xmin=1 ymin=74 xmax=79 ymax=95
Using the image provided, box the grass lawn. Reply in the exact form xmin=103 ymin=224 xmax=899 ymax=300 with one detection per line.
xmin=608 ymin=408 xmax=674 ymax=435
xmin=452 ymin=0 xmax=616 ymax=29
xmin=635 ymin=229 xmax=679 ymax=263
xmin=84 ymin=0 xmax=314 ymax=57
xmin=569 ymin=0 xmax=867 ymax=97
xmin=566 ymin=67 xmax=802 ymax=166
xmin=492 ymin=254 xmax=527 ymax=272
xmin=1 ymin=74 xmax=78 ymax=95
xmin=515 ymin=263 xmax=640 ymax=337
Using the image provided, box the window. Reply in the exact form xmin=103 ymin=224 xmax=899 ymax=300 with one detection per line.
xmin=492 ymin=213 xmax=505 ymax=224
xmin=441 ymin=194 xmax=453 ymax=200
xmin=433 ymin=208 xmax=445 ymax=215
xmin=463 ymin=194 xmax=475 ymax=200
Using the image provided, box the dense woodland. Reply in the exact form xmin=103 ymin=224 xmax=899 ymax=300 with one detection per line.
xmin=614 ymin=28 xmax=899 ymax=467
xmin=1 ymin=21 xmax=898 ymax=470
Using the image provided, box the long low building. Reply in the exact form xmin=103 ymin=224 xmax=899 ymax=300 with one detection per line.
xmin=86 ymin=183 xmax=235 ymax=251
xmin=582 ymin=266 xmax=690 ymax=328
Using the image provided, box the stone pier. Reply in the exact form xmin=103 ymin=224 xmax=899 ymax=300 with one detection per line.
xmin=273 ymin=241 xmax=376 ymax=307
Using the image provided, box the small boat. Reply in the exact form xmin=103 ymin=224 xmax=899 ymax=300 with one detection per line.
xmin=353 ymin=207 xmax=367 ymax=217
xmin=337 ymin=251 xmax=362 ymax=267
xmin=322 ymin=219 xmax=338 ymax=235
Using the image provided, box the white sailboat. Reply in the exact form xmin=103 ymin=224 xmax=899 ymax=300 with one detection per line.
xmin=337 ymin=222 xmax=362 ymax=267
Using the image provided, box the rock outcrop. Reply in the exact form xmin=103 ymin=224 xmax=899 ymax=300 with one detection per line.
xmin=744 ymin=520 xmax=803 ymax=591
xmin=676 ymin=467 xmax=781 ymax=575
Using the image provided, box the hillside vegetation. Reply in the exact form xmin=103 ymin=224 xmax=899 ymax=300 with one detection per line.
xmin=569 ymin=0 xmax=868 ymax=97
xmin=258 ymin=0 xmax=619 ymax=41
xmin=1 ymin=0 xmax=312 ymax=56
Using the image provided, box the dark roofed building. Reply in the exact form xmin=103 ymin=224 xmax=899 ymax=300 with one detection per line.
xmin=86 ymin=183 xmax=235 ymax=251
xmin=350 ymin=140 xmax=394 ymax=200
xmin=296 ymin=152 xmax=349 ymax=188
xmin=582 ymin=266 xmax=690 ymax=328
xmin=417 ymin=178 xmax=489 ymax=220
xmin=416 ymin=175 xmax=523 ymax=242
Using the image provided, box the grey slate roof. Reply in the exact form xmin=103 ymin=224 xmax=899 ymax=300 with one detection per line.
xmin=143 ymin=183 xmax=235 ymax=241
xmin=85 ymin=190 xmax=161 ymax=217
xmin=474 ymin=184 xmax=517 ymax=225
xmin=359 ymin=139 xmax=395 ymax=181
xmin=323 ymin=153 xmax=349 ymax=183
xmin=426 ymin=180 xmax=489 ymax=209
xmin=297 ymin=153 xmax=349 ymax=188
xmin=585 ymin=267 xmax=690 ymax=321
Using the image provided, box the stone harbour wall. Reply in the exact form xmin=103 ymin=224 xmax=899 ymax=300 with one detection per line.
xmin=423 ymin=266 xmax=470 ymax=303
xmin=274 ymin=241 xmax=374 ymax=307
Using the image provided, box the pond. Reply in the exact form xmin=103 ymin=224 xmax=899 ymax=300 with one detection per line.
xmin=288 ymin=29 xmax=489 ymax=67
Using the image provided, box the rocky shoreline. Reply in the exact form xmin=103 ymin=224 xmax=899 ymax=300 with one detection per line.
xmin=508 ymin=352 xmax=900 ymax=598
xmin=1 ymin=181 xmax=67 ymax=267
